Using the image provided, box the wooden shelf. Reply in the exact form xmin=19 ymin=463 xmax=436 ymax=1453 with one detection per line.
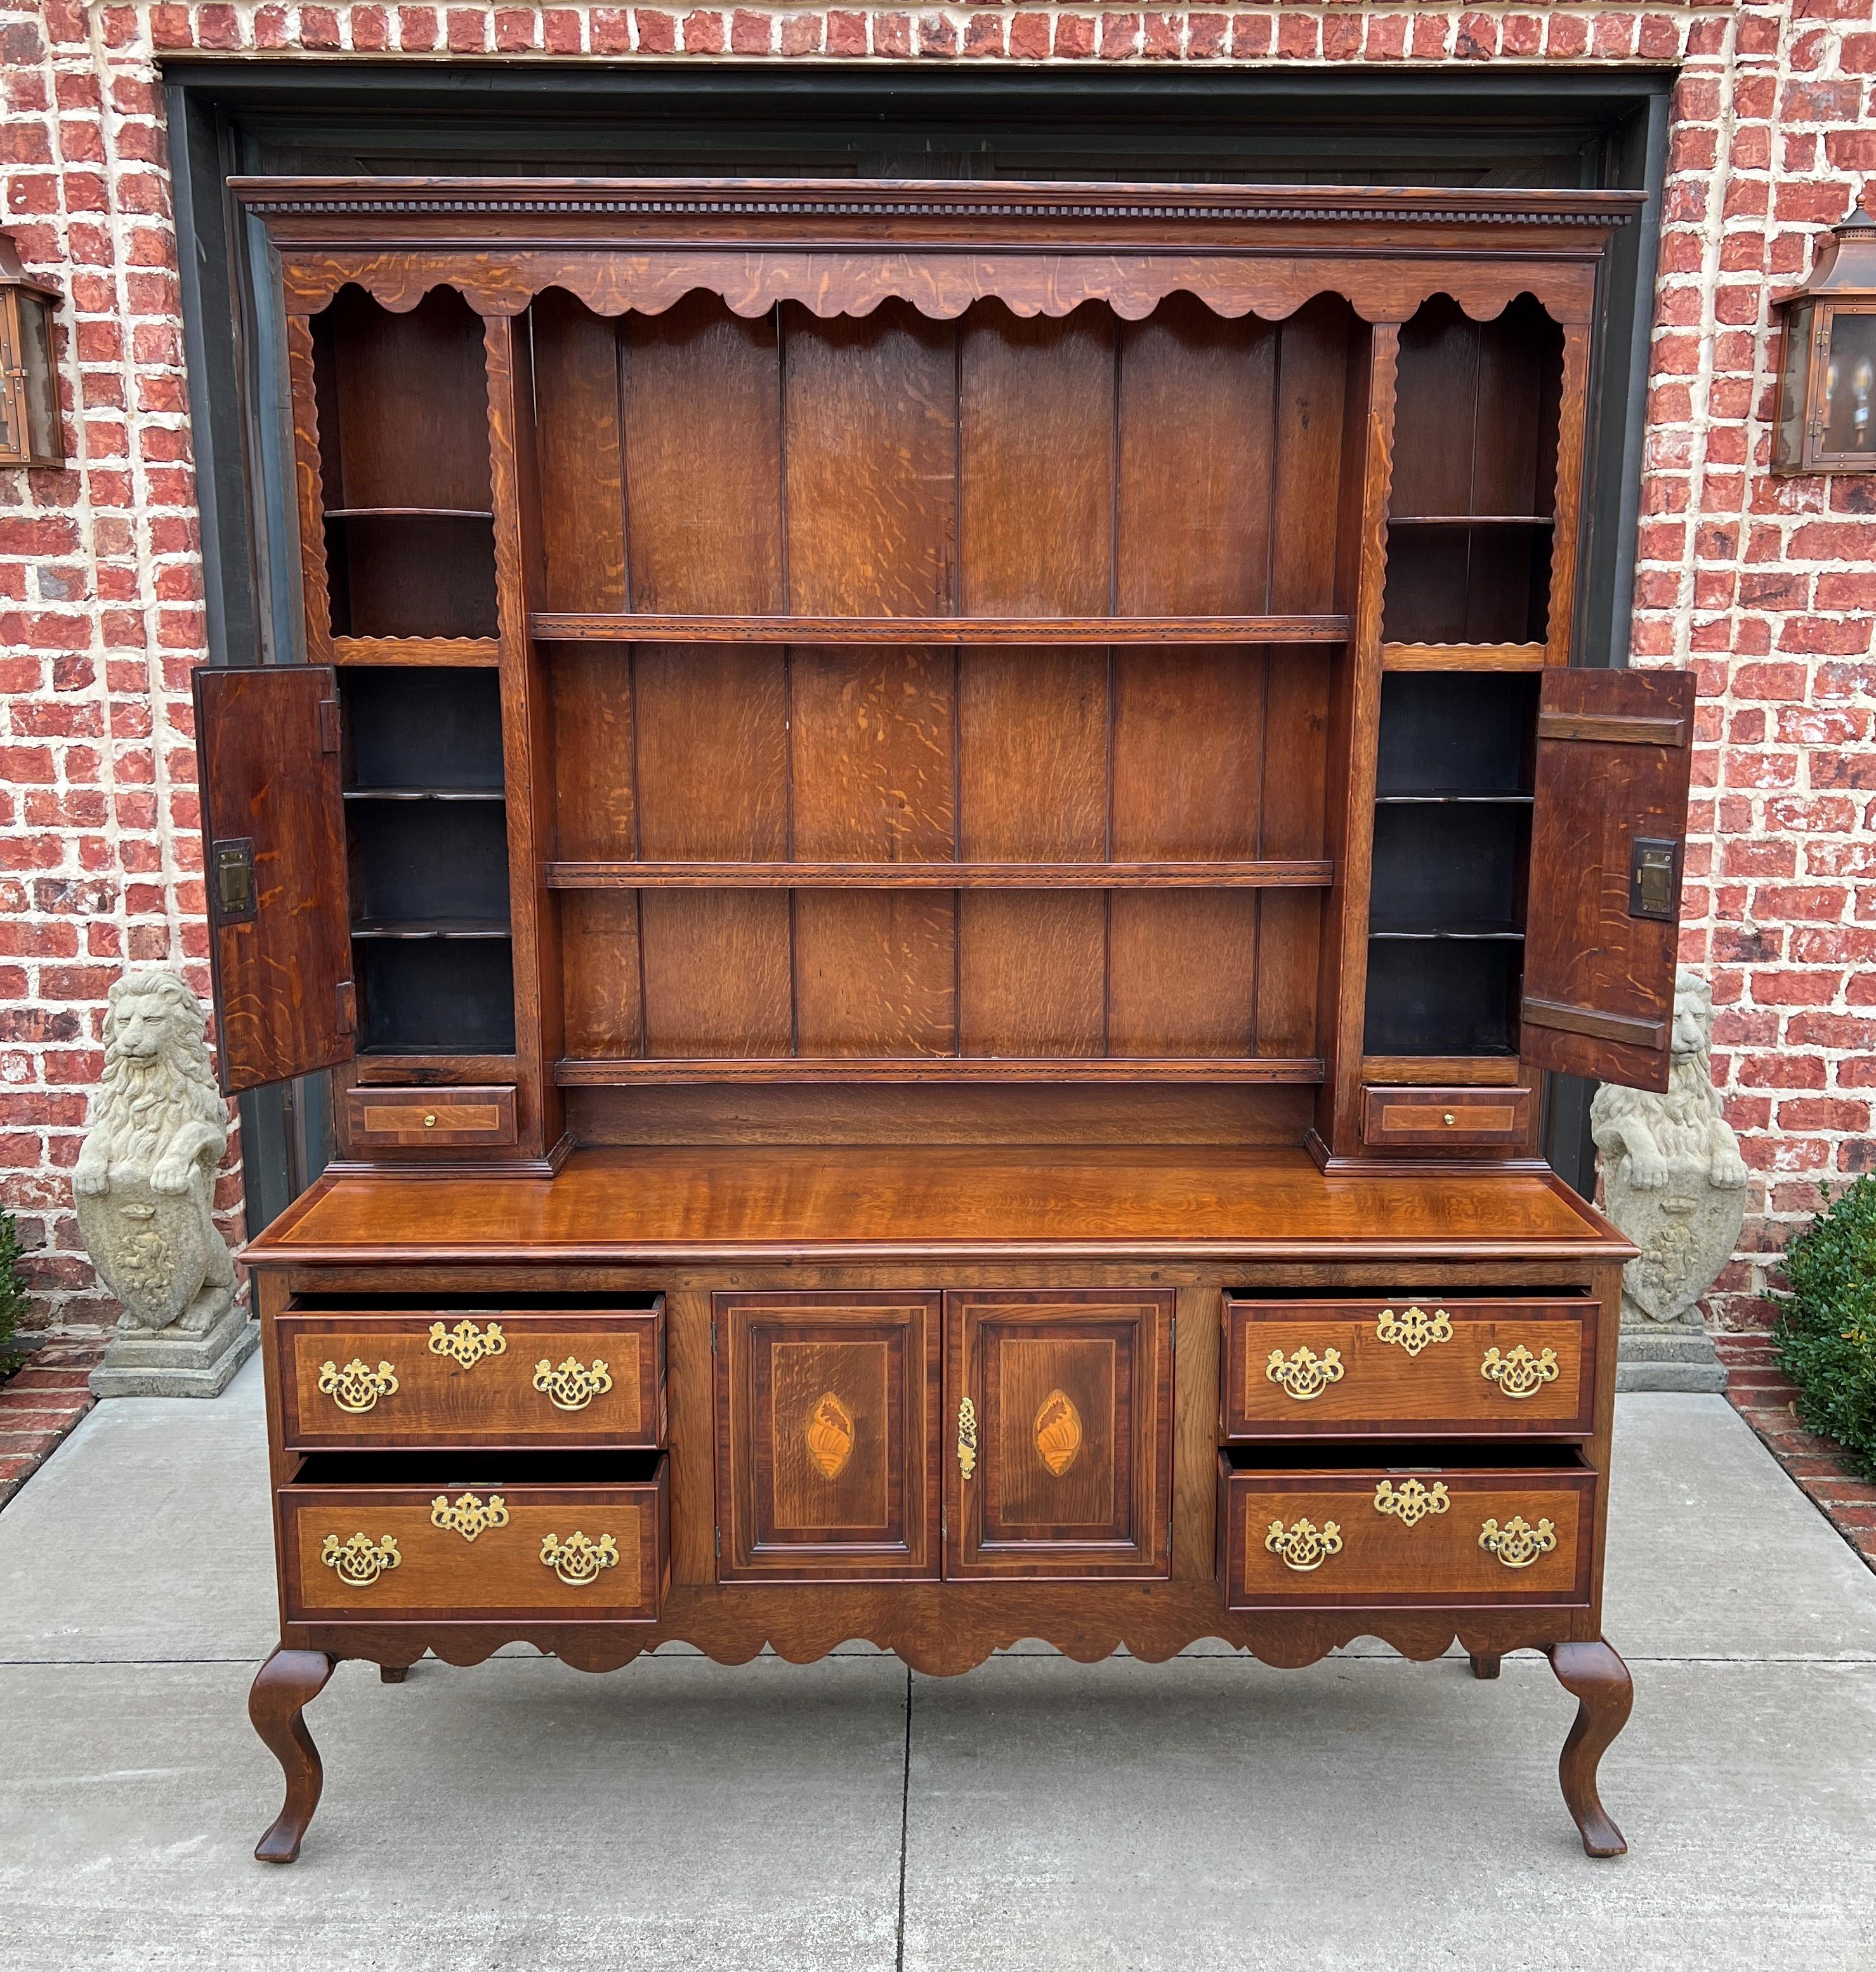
xmin=344 ymin=786 xmax=505 ymax=803
xmin=1374 ymin=791 xmax=1532 ymax=806
xmin=1361 ymin=1055 xmax=1525 ymax=1087
xmin=1368 ymin=922 xmax=1525 ymax=943
xmin=351 ymin=918 xmax=513 ymax=941
xmin=545 ymin=859 xmax=1334 ymax=891
xmin=1386 ymin=515 xmax=1554 ymax=528
xmin=555 ymin=1056 xmax=1325 ymax=1087
xmin=354 ymin=1053 xmax=518 ymax=1084
xmin=1381 ymin=643 xmax=1546 ymax=673
xmin=528 ymin=612 xmax=1349 ymax=647
xmin=332 ymin=636 xmax=501 ymax=667
xmin=325 ymin=506 xmax=495 ymax=520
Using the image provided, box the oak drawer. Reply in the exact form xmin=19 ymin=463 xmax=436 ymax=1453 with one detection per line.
xmin=1362 ymin=1085 xmax=1533 ymax=1150
xmin=277 ymin=1306 xmax=664 ymax=1450
xmin=1223 ymin=1296 xmax=1595 ymax=1438
xmin=1220 ymin=1458 xmax=1595 ymax=1609
xmin=344 ymin=1084 xmax=517 ymax=1150
xmin=282 ymin=1463 xmax=669 ymax=1624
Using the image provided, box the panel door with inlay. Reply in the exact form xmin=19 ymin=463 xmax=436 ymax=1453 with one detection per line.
xmin=714 ymin=1292 xmax=940 ymax=1581
xmin=945 ymin=1289 xmax=1174 ymax=1580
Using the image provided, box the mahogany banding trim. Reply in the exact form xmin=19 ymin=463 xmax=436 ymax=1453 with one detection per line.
xmin=528 ymin=612 xmax=1349 ymax=645
xmin=544 ymin=860 xmax=1334 ymax=891
xmin=1519 ymin=997 xmax=1667 ymax=1049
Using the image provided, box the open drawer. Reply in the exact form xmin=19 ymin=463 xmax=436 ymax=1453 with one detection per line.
xmin=277 ymin=1300 xmax=664 ymax=1450
xmin=280 ymin=1455 xmax=669 ymax=1624
xmin=1219 ymin=1449 xmax=1595 ymax=1610
xmin=1223 ymin=1294 xmax=1596 ymax=1438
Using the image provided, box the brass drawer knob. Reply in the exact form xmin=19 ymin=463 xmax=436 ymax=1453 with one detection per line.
xmin=316 ymin=1357 xmax=398 ymax=1414
xmin=1374 ymin=1305 xmax=1453 ymax=1357
xmin=957 ymin=1395 xmax=978 ymax=1480
xmin=532 ymin=1355 xmax=613 ymax=1411
xmin=430 ymin=1490 xmax=509 ymax=1542
xmin=1373 ymin=1478 xmax=1449 ymax=1527
xmin=320 ymin=1532 xmax=400 ymax=1586
xmin=423 ymin=1112 xmax=438 ymax=1129
xmin=540 ymin=1531 xmax=619 ymax=1586
xmin=1443 ymin=1112 xmax=1457 ymax=1127
xmin=1264 ymin=1516 xmax=1342 ymax=1572
xmin=1481 ymin=1344 xmax=1561 ymax=1400
xmin=1264 ymin=1344 xmax=1344 ymax=1401
xmin=1478 ymin=1515 xmax=1558 ymax=1570
xmin=429 ymin=1319 xmax=507 ymax=1370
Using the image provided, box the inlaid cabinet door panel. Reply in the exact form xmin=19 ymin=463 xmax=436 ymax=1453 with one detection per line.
xmin=945 ymin=1290 xmax=1174 ymax=1580
xmin=714 ymin=1292 xmax=940 ymax=1581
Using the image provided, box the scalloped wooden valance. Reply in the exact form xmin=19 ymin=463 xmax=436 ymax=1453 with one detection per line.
xmin=233 ymin=177 xmax=1643 ymax=326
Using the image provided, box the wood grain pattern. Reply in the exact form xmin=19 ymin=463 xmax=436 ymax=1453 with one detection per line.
xmin=530 ymin=612 xmax=1349 ymax=643
xmin=277 ymin=1306 xmax=663 ymax=1450
xmin=344 ymin=1085 xmax=518 ymax=1150
xmin=1361 ymin=1084 xmax=1533 ymax=1149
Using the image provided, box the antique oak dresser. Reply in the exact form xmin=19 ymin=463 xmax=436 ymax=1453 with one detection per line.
xmin=198 ymin=178 xmax=1692 ymax=1862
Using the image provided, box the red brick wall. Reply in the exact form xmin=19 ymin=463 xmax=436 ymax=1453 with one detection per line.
xmin=1 ymin=0 xmax=1870 ymax=1337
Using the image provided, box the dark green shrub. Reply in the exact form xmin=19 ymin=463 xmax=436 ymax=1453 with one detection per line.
xmin=1773 ymin=1175 xmax=1876 ymax=1482
xmin=0 ymin=1210 xmax=29 ymax=1379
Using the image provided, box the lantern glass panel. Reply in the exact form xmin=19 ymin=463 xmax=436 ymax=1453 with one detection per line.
xmin=1778 ymin=301 xmax=1814 ymax=471
xmin=19 ymin=291 xmax=57 ymax=463
xmin=1823 ymin=306 xmax=1876 ymax=459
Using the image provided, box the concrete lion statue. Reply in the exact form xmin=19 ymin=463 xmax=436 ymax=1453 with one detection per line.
xmin=73 ymin=970 xmax=235 ymax=1334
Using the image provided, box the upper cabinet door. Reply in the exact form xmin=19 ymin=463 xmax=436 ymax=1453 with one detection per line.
xmin=193 ymin=665 xmax=354 ymax=1093
xmin=1520 ymin=668 xmax=1696 ymax=1094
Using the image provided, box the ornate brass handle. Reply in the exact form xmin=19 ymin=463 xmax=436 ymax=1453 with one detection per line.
xmin=430 ymin=1490 xmax=509 ymax=1542
xmin=1375 ymin=1305 xmax=1453 ymax=1358
xmin=1480 ymin=1344 xmax=1560 ymax=1400
xmin=429 ymin=1319 xmax=506 ymax=1370
xmin=1264 ymin=1344 xmax=1344 ymax=1402
xmin=1478 ymin=1515 xmax=1558 ymax=1569
xmin=320 ymin=1532 xmax=400 ymax=1586
xmin=957 ymin=1396 xmax=978 ymax=1480
xmin=1373 ymin=1478 xmax=1450 ymax=1527
xmin=533 ymin=1355 xmax=612 ymax=1411
xmin=540 ymin=1531 xmax=619 ymax=1586
xmin=1264 ymin=1516 xmax=1342 ymax=1572
xmin=317 ymin=1358 xmax=397 ymax=1414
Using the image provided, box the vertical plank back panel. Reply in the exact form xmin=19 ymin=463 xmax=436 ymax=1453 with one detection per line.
xmin=530 ymin=290 xmax=627 ymax=614
xmin=550 ymin=643 xmax=636 ymax=860
xmin=561 ymin=891 xmax=643 ymax=1059
xmin=1254 ymin=647 xmax=1330 ymax=1060
xmin=1391 ymin=299 xmax=1479 ymax=518
xmin=1269 ymin=299 xmax=1353 ymax=617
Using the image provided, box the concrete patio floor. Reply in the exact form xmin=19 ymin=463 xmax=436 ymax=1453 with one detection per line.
xmin=1 ymin=1360 xmax=1873 ymax=1971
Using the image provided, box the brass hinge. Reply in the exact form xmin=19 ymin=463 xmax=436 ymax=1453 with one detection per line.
xmin=317 ymin=697 xmax=341 ymax=754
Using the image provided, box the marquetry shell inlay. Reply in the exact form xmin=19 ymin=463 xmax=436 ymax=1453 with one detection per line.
xmin=1032 ymin=1388 xmax=1084 ymax=1477
xmin=805 ymin=1391 xmax=856 ymax=1481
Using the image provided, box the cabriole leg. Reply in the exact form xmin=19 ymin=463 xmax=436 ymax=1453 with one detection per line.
xmin=1468 ymin=1652 xmax=1502 ymax=1679
xmin=1547 ymin=1640 xmax=1633 ymax=1858
xmin=249 ymin=1648 xmax=338 ymax=1864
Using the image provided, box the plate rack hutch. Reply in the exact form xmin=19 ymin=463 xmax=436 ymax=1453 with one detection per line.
xmin=198 ymin=178 xmax=1692 ymax=1863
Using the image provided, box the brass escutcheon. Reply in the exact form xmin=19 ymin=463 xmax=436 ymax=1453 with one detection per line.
xmin=1478 ymin=1515 xmax=1558 ymax=1569
xmin=1480 ymin=1343 xmax=1561 ymax=1400
xmin=1264 ymin=1516 xmax=1342 ymax=1572
xmin=1374 ymin=1305 xmax=1454 ymax=1358
xmin=320 ymin=1532 xmax=400 ymax=1587
xmin=1372 ymin=1478 xmax=1450 ymax=1528
xmin=957 ymin=1396 xmax=978 ymax=1480
xmin=540 ymin=1530 xmax=619 ymax=1586
xmin=429 ymin=1490 xmax=509 ymax=1542
xmin=1265 ymin=1344 xmax=1344 ymax=1402
xmin=316 ymin=1358 xmax=398 ymax=1414
xmin=428 ymin=1319 xmax=507 ymax=1371
xmin=532 ymin=1355 xmax=612 ymax=1412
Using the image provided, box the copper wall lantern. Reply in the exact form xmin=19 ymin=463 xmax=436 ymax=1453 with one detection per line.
xmin=1774 ymin=205 xmax=1876 ymax=475
xmin=0 ymin=232 xmax=64 ymax=470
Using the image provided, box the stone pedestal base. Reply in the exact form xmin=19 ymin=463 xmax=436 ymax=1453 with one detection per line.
xmin=88 ymin=1302 xmax=258 ymax=1398
xmin=1615 ymin=1314 xmax=1729 ymax=1394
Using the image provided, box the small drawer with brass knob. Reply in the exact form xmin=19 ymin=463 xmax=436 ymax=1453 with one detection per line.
xmin=1223 ymin=1296 xmax=1596 ymax=1439
xmin=344 ymin=1084 xmax=517 ymax=1151
xmin=277 ymin=1303 xmax=665 ymax=1450
xmin=1219 ymin=1454 xmax=1594 ymax=1610
xmin=281 ymin=1459 xmax=669 ymax=1622
xmin=1360 ymin=1084 xmax=1533 ymax=1152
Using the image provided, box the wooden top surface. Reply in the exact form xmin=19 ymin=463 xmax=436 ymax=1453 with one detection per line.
xmin=248 ymin=1147 xmax=1631 ymax=1266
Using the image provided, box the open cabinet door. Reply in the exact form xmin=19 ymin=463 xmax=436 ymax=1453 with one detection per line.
xmin=194 ymin=665 xmax=354 ymax=1093
xmin=1520 ymin=668 xmax=1696 ymax=1094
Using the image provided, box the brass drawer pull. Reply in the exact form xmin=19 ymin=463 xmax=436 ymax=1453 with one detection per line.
xmin=1373 ymin=1478 xmax=1449 ymax=1527
xmin=957 ymin=1395 xmax=978 ymax=1480
xmin=429 ymin=1319 xmax=506 ymax=1370
xmin=540 ymin=1531 xmax=619 ymax=1586
xmin=1480 ymin=1344 xmax=1561 ymax=1400
xmin=1264 ymin=1516 xmax=1342 ymax=1572
xmin=1374 ymin=1305 xmax=1453 ymax=1358
xmin=430 ymin=1490 xmax=509 ymax=1542
xmin=532 ymin=1355 xmax=612 ymax=1411
xmin=1265 ymin=1344 xmax=1344 ymax=1401
xmin=1478 ymin=1515 xmax=1558 ymax=1570
xmin=320 ymin=1532 xmax=400 ymax=1586
xmin=316 ymin=1358 xmax=398 ymax=1414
